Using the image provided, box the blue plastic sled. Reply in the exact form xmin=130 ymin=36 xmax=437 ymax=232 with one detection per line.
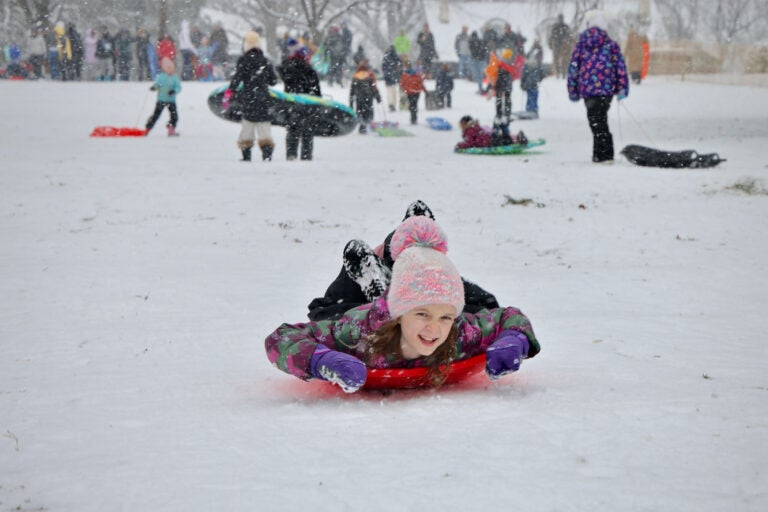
xmin=426 ymin=117 xmax=452 ymax=130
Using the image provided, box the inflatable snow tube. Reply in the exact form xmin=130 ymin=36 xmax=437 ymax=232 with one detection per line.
xmin=455 ymin=138 xmax=546 ymax=155
xmin=207 ymin=84 xmax=357 ymax=137
xmin=362 ymin=353 xmax=487 ymax=390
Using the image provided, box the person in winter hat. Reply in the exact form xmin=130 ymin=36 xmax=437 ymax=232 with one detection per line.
xmin=306 ymin=200 xmax=500 ymax=322
xmin=277 ymin=38 xmax=321 ymax=160
xmin=224 ymin=31 xmax=278 ymax=161
xmin=267 ymin=215 xmax=540 ymax=393
xmin=567 ymin=14 xmax=629 ymax=163
xmin=145 ymin=57 xmax=182 ymax=136
xmin=381 ymin=46 xmax=403 ymax=112
xmin=349 ymin=59 xmax=382 ymax=134
xmin=399 ymin=58 xmax=428 ymax=125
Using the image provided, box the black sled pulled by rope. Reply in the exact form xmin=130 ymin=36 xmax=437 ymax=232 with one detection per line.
xmin=621 ymin=144 xmax=725 ymax=168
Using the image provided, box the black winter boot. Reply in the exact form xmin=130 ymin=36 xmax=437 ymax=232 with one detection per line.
xmin=260 ymin=143 xmax=274 ymax=161
xmin=343 ymin=240 xmax=392 ymax=302
xmin=403 ymin=200 xmax=435 ymax=221
xmin=241 ymin=147 xmax=251 ymax=161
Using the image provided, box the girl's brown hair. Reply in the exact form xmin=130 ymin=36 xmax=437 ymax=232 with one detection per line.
xmin=365 ymin=319 xmax=458 ymax=387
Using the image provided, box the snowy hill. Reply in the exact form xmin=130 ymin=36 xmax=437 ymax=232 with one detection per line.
xmin=1 ymin=72 xmax=767 ymax=511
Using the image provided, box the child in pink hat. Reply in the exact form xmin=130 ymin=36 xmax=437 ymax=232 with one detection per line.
xmin=265 ymin=216 xmax=541 ymax=393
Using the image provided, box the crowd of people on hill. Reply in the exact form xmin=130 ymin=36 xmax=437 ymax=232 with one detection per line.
xmin=0 ymin=20 xmax=230 ymax=82
xmin=1 ymin=13 xmax=641 ymax=165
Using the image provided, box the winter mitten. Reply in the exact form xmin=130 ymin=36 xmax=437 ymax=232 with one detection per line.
xmin=485 ymin=330 xmax=530 ymax=381
xmin=309 ymin=345 xmax=367 ymax=393
xmin=222 ymin=88 xmax=234 ymax=110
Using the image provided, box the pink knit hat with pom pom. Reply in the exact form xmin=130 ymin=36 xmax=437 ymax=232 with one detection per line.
xmin=386 ymin=216 xmax=464 ymax=319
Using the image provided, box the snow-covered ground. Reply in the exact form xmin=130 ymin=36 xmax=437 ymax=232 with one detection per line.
xmin=2 ymin=71 xmax=767 ymax=511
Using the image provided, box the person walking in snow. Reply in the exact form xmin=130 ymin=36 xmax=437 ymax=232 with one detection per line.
xmin=268 ymin=215 xmax=540 ymax=393
xmin=549 ymin=14 xmax=572 ymax=79
xmin=400 ymin=59 xmax=428 ymax=125
xmin=435 ymin=62 xmax=454 ymax=109
xmin=381 ymin=45 xmax=402 ymax=112
xmin=278 ymin=39 xmax=321 ymax=160
xmin=349 ymin=59 xmax=382 ymax=134
xmin=416 ymin=23 xmax=438 ymax=76
xmin=567 ymin=17 xmax=629 ymax=163
xmin=145 ymin=57 xmax=182 ymax=136
xmin=521 ymin=37 xmax=544 ymax=117
xmin=224 ymin=31 xmax=278 ymax=161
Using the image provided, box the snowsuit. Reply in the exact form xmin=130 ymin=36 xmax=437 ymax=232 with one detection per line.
xmin=279 ymin=55 xmax=321 ymax=160
xmin=349 ymin=67 xmax=381 ymax=133
xmin=454 ymin=119 xmax=522 ymax=150
xmin=270 ymin=296 xmax=540 ymax=380
xmin=400 ymin=67 xmax=428 ymax=124
xmin=455 ymin=121 xmax=493 ymax=149
xmin=567 ymin=26 xmax=629 ymax=162
xmin=145 ymin=71 xmax=182 ymax=131
xmin=229 ymin=47 xmax=278 ymax=157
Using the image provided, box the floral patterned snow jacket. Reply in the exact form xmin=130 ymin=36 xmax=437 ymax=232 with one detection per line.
xmin=265 ymin=296 xmax=540 ymax=380
xmin=567 ymin=26 xmax=629 ymax=101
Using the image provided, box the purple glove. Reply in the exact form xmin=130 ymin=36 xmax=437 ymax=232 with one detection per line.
xmin=485 ymin=330 xmax=530 ymax=381
xmin=222 ymin=88 xmax=233 ymax=110
xmin=309 ymin=345 xmax=367 ymax=393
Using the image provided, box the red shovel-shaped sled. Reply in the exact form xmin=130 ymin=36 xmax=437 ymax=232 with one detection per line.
xmin=90 ymin=126 xmax=148 ymax=137
xmin=89 ymin=88 xmax=151 ymax=137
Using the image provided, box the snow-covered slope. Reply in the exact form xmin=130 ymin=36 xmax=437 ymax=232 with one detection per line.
xmin=1 ymin=73 xmax=767 ymax=511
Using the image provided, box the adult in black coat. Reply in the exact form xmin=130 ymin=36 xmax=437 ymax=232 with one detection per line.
xmin=381 ymin=45 xmax=402 ymax=112
xmin=227 ymin=31 xmax=278 ymax=161
xmin=277 ymin=40 xmax=322 ymax=161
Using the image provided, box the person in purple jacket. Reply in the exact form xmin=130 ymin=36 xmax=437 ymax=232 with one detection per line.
xmin=265 ymin=216 xmax=541 ymax=393
xmin=567 ymin=16 xmax=629 ymax=163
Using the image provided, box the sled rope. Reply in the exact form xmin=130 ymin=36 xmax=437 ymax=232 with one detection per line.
xmin=619 ymin=100 xmax=657 ymax=146
xmin=135 ymin=87 xmax=152 ymax=128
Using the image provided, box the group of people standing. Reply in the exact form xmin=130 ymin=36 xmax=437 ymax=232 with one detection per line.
xmin=7 ymin=20 xmax=229 ymax=83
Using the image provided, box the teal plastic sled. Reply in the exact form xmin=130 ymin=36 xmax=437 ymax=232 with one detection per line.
xmin=455 ymin=138 xmax=546 ymax=155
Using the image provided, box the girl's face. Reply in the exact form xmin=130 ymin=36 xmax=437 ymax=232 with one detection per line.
xmin=398 ymin=304 xmax=457 ymax=359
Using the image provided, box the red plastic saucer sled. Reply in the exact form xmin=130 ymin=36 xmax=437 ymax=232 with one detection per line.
xmin=362 ymin=353 xmax=486 ymax=390
xmin=90 ymin=126 xmax=148 ymax=137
